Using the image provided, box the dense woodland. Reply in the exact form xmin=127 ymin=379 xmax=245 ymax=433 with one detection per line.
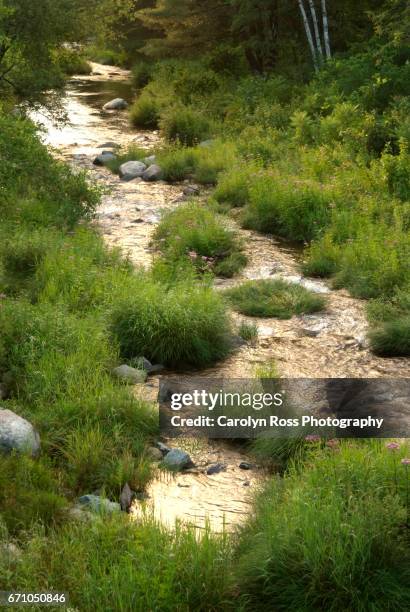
xmin=1 ymin=1 xmax=410 ymax=610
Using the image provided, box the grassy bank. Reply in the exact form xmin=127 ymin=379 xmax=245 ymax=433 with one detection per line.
xmin=121 ymin=39 xmax=410 ymax=356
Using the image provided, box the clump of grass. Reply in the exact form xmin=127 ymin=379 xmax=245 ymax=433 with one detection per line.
xmin=242 ymin=175 xmax=332 ymax=242
xmin=110 ymin=274 xmax=232 ymax=368
xmin=238 ymin=321 xmax=258 ymax=342
xmin=0 ymin=519 xmax=231 ymax=611
xmin=225 ymin=279 xmax=326 ymax=318
xmin=56 ymin=48 xmax=91 ymax=75
xmin=131 ymin=62 xmax=153 ymax=90
xmin=235 ymin=441 xmax=410 ymax=611
xmin=160 ymin=106 xmax=212 ymax=146
xmin=214 ymin=165 xmax=254 ymax=207
xmin=153 ymin=202 xmax=247 ymax=277
xmin=0 ymin=455 xmax=67 ymax=535
xmin=369 ymin=317 xmax=410 ymax=357
xmin=129 ymin=93 xmax=160 ymax=129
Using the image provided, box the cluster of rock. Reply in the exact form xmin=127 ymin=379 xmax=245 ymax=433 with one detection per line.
xmin=93 ymin=149 xmax=163 ymax=183
xmin=112 ymin=356 xmax=164 ymax=384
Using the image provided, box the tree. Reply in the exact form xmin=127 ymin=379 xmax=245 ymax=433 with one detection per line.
xmin=297 ymin=0 xmax=331 ymax=71
xmin=0 ymin=0 xmax=85 ymax=103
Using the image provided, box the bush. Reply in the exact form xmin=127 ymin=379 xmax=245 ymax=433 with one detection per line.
xmin=153 ymin=202 xmax=247 ymax=277
xmin=0 ymin=519 xmax=231 ymax=611
xmin=235 ymin=441 xmax=410 ymax=610
xmin=56 ymin=48 xmax=91 ymax=76
xmin=160 ymin=106 xmax=212 ymax=146
xmin=369 ymin=317 xmax=410 ymax=356
xmin=0 ymin=455 xmax=66 ymax=535
xmin=214 ymin=165 xmax=253 ymax=207
xmin=130 ymin=93 xmax=160 ymax=129
xmin=110 ymin=275 xmax=231 ymax=368
xmin=238 ymin=321 xmax=258 ymax=342
xmin=243 ymin=175 xmax=332 ymax=242
xmin=131 ymin=62 xmax=153 ymax=89
xmin=225 ymin=279 xmax=326 ymax=319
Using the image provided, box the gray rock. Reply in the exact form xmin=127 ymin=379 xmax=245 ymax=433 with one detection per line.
xmin=78 ymin=495 xmax=121 ymax=515
xmin=134 ymin=357 xmax=165 ymax=375
xmin=147 ymin=446 xmax=163 ymax=461
xmin=142 ymin=164 xmax=163 ymax=182
xmin=120 ymin=482 xmax=134 ymax=512
xmin=206 ymin=463 xmax=226 ymax=475
xmin=143 ymin=155 xmax=156 ymax=166
xmin=156 ymin=441 xmax=171 ymax=455
xmin=112 ymin=364 xmax=147 ymax=384
xmin=163 ymin=448 xmax=193 ymax=471
xmin=0 ymin=409 xmax=40 ymax=457
xmin=182 ymin=185 xmax=200 ymax=197
xmin=93 ymin=151 xmax=116 ymax=166
xmin=239 ymin=462 xmax=253 ymax=470
xmin=198 ymin=139 xmax=215 ymax=148
xmin=119 ymin=161 xmax=147 ymax=181
xmin=98 ymin=142 xmax=118 ymax=149
xmin=103 ymin=98 xmax=128 ymax=111
xmin=0 ymin=542 xmax=22 ymax=564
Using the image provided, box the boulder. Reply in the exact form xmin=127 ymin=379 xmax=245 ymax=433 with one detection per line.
xmin=156 ymin=441 xmax=171 ymax=455
xmin=182 ymin=185 xmax=200 ymax=197
xmin=239 ymin=462 xmax=253 ymax=470
xmin=77 ymin=495 xmax=121 ymax=515
xmin=0 ymin=409 xmax=40 ymax=457
xmin=119 ymin=161 xmax=147 ymax=181
xmin=112 ymin=364 xmax=147 ymax=384
xmin=198 ymin=139 xmax=215 ymax=148
xmin=93 ymin=151 xmax=116 ymax=166
xmin=103 ymin=98 xmax=128 ymax=111
xmin=142 ymin=164 xmax=163 ymax=182
xmin=147 ymin=446 xmax=163 ymax=461
xmin=206 ymin=463 xmax=226 ymax=475
xmin=97 ymin=141 xmax=118 ymax=149
xmin=143 ymin=155 xmax=156 ymax=166
xmin=163 ymin=448 xmax=193 ymax=471
xmin=134 ymin=357 xmax=165 ymax=375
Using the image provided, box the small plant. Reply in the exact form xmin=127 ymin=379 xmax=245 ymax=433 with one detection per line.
xmin=160 ymin=106 xmax=212 ymax=146
xmin=369 ymin=317 xmax=410 ymax=357
xmin=225 ymin=279 xmax=326 ymax=318
xmin=153 ymin=202 xmax=247 ymax=277
xmin=130 ymin=93 xmax=160 ymax=129
xmin=238 ymin=321 xmax=258 ymax=342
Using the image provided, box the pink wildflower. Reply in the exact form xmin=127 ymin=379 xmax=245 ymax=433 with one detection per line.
xmin=386 ymin=442 xmax=400 ymax=451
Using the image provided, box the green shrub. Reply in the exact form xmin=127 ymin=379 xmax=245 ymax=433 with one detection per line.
xmin=111 ymin=275 xmax=231 ymax=368
xmin=238 ymin=321 xmax=258 ymax=342
xmin=156 ymin=147 xmax=197 ymax=182
xmin=153 ymin=202 xmax=247 ymax=277
xmin=131 ymin=62 xmax=153 ymax=89
xmin=369 ymin=317 xmax=410 ymax=356
xmin=0 ymin=455 xmax=66 ymax=535
xmin=130 ymin=93 xmax=160 ymax=129
xmin=56 ymin=48 xmax=91 ymax=75
xmin=225 ymin=279 xmax=326 ymax=319
xmin=160 ymin=106 xmax=212 ymax=146
xmin=235 ymin=441 xmax=410 ymax=610
xmin=243 ymin=176 xmax=332 ymax=242
xmin=214 ymin=165 xmax=253 ymax=207
xmin=0 ymin=519 xmax=231 ymax=611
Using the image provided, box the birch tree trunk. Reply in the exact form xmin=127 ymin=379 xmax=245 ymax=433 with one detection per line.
xmin=321 ymin=0 xmax=331 ymax=59
xmin=308 ymin=0 xmax=323 ymax=61
xmin=297 ymin=0 xmax=319 ymax=72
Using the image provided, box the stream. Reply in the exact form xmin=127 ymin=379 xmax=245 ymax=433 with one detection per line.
xmin=34 ymin=62 xmax=410 ymax=531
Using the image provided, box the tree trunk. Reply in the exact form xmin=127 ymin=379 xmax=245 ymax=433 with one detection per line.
xmin=321 ymin=0 xmax=331 ymax=59
xmin=297 ymin=0 xmax=319 ymax=72
xmin=308 ymin=0 xmax=323 ymax=61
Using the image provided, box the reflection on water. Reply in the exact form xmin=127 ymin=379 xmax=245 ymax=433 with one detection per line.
xmin=31 ymin=63 xmax=135 ymax=154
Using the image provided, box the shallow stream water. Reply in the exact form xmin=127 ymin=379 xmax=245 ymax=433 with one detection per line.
xmin=36 ymin=63 xmax=410 ymax=531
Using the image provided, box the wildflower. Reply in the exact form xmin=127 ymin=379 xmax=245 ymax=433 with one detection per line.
xmin=386 ymin=442 xmax=400 ymax=451
xmin=188 ymin=251 xmax=197 ymax=259
xmin=401 ymin=458 xmax=410 ymax=466
xmin=305 ymin=434 xmax=320 ymax=442
xmin=202 ymin=256 xmax=208 ymax=261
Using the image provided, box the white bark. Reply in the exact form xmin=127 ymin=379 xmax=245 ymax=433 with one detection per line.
xmin=321 ymin=0 xmax=331 ymax=59
xmin=308 ymin=0 xmax=323 ymax=61
xmin=297 ymin=0 xmax=319 ymax=72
